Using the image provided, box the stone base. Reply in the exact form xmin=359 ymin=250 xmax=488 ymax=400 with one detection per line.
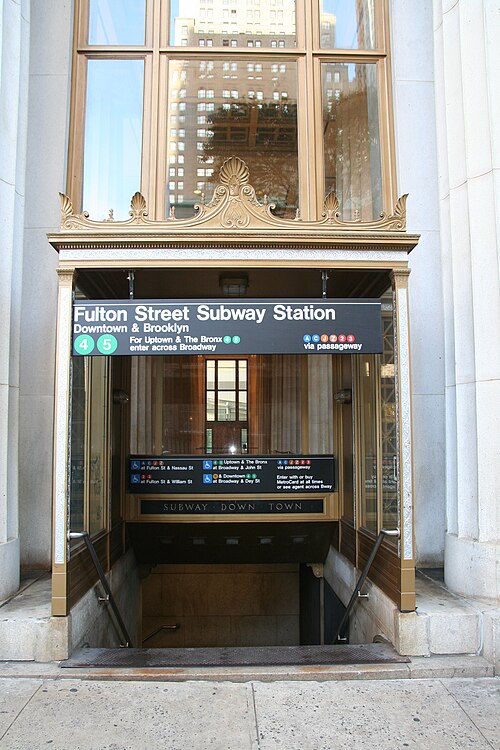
xmin=324 ymin=546 xmax=500 ymax=668
xmin=0 ymin=549 xmax=141 ymax=661
xmin=0 ymin=575 xmax=69 ymax=661
xmin=445 ymin=533 xmax=500 ymax=601
xmin=0 ymin=537 xmax=20 ymax=602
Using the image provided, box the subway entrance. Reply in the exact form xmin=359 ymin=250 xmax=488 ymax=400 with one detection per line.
xmin=63 ymin=266 xmax=409 ymax=654
xmin=124 ymin=336 xmax=350 ymax=647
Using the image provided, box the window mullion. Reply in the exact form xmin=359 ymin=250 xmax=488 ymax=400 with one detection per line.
xmin=67 ymin=51 xmax=88 ymax=206
xmin=296 ymin=0 xmax=318 ymax=220
xmin=142 ymin=55 xmax=156 ymax=219
xmin=378 ymin=56 xmax=397 ymax=213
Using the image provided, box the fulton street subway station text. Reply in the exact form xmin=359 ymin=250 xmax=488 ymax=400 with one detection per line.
xmin=72 ymin=299 xmax=383 ymax=357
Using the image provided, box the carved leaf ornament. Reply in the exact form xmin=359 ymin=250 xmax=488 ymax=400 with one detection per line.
xmin=59 ymin=156 xmax=407 ymax=232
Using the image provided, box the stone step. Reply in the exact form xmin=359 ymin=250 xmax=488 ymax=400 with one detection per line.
xmin=0 ymin=653 xmax=494 ymax=681
xmin=1 ymin=570 xmax=498 ymax=673
xmin=0 ymin=575 xmax=68 ymax=661
xmin=395 ymin=571 xmax=500 ymax=669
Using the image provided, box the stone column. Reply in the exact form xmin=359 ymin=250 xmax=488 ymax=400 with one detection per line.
xmin=434 ymin=0 xmax=500 ymax=600
xmin=391 ymin=0 xmax=445 ymax=568
xmin=0 ymin=0 xmax=30 ymax=600
xmin=20 ymin=0 xmax=73 ymax=571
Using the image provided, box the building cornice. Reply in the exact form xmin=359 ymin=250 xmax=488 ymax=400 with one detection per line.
xmin=48 ymin=156 xmax=419 ymax=256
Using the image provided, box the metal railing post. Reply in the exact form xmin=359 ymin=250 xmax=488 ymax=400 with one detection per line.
xmin=68 ymin=531 xmax=133 ymax=648
xmin=331 ymin=528 xmax=400 ymax=644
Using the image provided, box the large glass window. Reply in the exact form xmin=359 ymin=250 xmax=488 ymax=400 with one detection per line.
xmin=69 ymin=356 xmax=110 ymax=538
xmin=134 ymin=354 xmax=335 ymax=458
xmin=322 ymin=62 xmax=382 ymax=220
xmin=69 ymin=358 xmax=86 ymax=532
xmin=71 ymin=1 xmax=393 ymax=222
xmin=169 ymin=0 xmax=297 ymax=48
xmin=354 ymin=290 xmax=398 ymax=538
xmin=358 ymin=355 xmax=379 ymax=533
xmin=166 ymin=58 xmax=298 ymax=217
xmin=380 ymin=293 xmax=398 ymax=535
xmin=88 ymin=0 xmax=146 ymax=45
xmin=319 ymin=0 xmax=377 ymax=49
xmin=82 ymin=59 xmax=144 ymax=220
xmin=206 ymin=359 xmax=248 ymax=453
xmin=88 ymin=358 xmax=110 ymax=536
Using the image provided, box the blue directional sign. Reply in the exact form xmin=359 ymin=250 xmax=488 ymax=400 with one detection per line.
xmin=129 ymin=455 xmax=336 ymax=496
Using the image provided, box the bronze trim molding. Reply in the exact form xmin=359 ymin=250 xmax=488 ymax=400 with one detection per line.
xmin=49 ymin=157 xmax=418 ymax=255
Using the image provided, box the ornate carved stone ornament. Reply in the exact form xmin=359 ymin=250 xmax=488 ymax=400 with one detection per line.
xmin=59 ymin=156 xmax=408 ymax=233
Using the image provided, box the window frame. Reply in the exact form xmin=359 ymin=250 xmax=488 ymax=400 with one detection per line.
xmin=69 ymin=354 xmax=112 ymax=547
xmin=205 ymin=358 xmax=248 ymax=424
xmin=68 ymin=0 xmax=395 ymax=222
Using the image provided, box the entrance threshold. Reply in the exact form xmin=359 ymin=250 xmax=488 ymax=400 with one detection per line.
xmin=62 ymin=643 xmax=409 ymax=669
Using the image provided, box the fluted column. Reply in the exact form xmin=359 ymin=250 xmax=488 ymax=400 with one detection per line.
xmin=434 ymin=0 xmax=500 ymax=599
xmin=0 ymin=0 xmax=30 ymax=600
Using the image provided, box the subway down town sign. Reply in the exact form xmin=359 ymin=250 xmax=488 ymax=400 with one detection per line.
xmin=72 ymin=298 xmax=382 ymax=356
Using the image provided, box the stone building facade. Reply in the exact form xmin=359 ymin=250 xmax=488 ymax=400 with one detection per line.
xmin=0 ymin=0 xmax=498 ymax=664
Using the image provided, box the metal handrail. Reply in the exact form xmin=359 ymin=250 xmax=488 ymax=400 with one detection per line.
xmin=142 ymin=624 xmax=179 ymax=644
xmin=68 ymin=531 xmax=133 ymax=648
xmin=331 ymin=528 xmax=400 ymax=644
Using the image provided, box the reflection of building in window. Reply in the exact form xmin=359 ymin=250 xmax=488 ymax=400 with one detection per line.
xmin=201 ymin=97 xmax=298 ymax=216
xmin=319 ymin=1 xmax=376 ymax=49
xmin=322 ymin=62 xmax=382 ymax=221
xmin=166 ymin=56 xmax=299 ymax=217
xmin=172 ymin=0 xmax=296 ymax=47
xmin=167 ymin=0 xmax=298 ymax=215
xmin=76 ymin=0 xmax=390 ymax=223
xmin=320 ymin=12 xmax=336 ymax=47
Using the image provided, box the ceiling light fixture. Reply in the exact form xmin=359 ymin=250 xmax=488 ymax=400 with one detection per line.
xmin=219 ymin=272 xmax=249 ymax=297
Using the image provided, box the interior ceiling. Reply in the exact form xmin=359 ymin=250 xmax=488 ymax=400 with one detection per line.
xmin=77 ymin=267 xmax=392 ymax=300
xmin=127 ymin=521 xmax=337 ymax=566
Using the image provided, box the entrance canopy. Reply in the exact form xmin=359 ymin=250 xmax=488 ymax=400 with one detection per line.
xmin=48 ymin=157 xmax=418 ymax=615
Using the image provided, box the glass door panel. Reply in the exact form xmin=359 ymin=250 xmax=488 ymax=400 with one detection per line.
xmin=205 ymin=358 xmax=248 ymax=453
xmin=358 ymin=355 xmax=378 ymax=533
xmin=88 ymin=358 xmax=109 ymax=536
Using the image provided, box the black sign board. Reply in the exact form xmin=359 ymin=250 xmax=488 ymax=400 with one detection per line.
xmin=140 ymin=499 xmax=325 ymax=515
xmin=129 ymin=455 xmax=336 ymax=496
xmin=72 ymin=298 xmax=382 ymax=356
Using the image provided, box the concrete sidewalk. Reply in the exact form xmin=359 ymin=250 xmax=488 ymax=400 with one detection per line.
xmin=1 ymin=674 xmax=499 ymax=749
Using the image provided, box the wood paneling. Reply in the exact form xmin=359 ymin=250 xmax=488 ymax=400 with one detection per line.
xmin=338 ymin=522 xmax=403 ymax=608
xmin=358 ymin=530 xmax=400 ymax=606
xmin=339 ymin=519 xmax=356 ymax=565
xmin=331 ymin=522 xmax=339 ymax=551
xmin=109 ymin=523 xmax=125 ymax=567
xmin=68 ymin=535 xmax=108 ymax=609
